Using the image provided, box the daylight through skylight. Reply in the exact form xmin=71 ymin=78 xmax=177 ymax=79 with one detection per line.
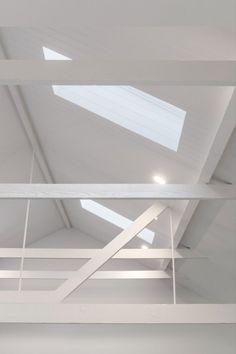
xmin=80 ymin=199 xmax=155 ymax=244
xmin=43 ymin=47 xmax=186 ymax=151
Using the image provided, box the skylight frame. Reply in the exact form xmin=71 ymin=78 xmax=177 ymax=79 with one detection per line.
xmin=43 ymin=47 xmax=186 ymax=152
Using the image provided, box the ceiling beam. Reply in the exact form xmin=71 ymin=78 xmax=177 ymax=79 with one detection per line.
xmin=0 ymin=291 xmax=56 ymax=303
xmin=0 ymin=60 xmax=235 ymax=86
xmin=0 ymin=39 xmax=71 ymax=229
xmin=0 ymin=0 xmax=235 ymax=28
xmin=0 ymin=184 xmax=235 ymax=200
xmin=0 ymin=248 xmax=202 ymax=259
xmin=54 ymin=203 xmax=166 ymax=301
xmin=0 ymin=270 xmax=171 ymax=280
xmin=0 ymin=304 xmax=235 ymax=323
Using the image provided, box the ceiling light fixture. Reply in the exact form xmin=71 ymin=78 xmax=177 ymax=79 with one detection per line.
xmin=153 ymin=175 xmax=166 ymax=185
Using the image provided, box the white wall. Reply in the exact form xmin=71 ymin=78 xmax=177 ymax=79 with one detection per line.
xmin=0 ymin=324 xmax=235 ymax=354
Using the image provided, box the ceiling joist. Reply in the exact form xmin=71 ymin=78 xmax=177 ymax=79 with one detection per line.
xmin=0 ymin=60 xmax=235 ymax=85
xmin=0 ymin=183 xmax=235 ymax=199
xmin=0 ymin=248 xmax=202 ymax=259
xmin=0 ymin=270 xmax=171 ymax=280
xmin=0 ymin=304 xmax=235 ymax=323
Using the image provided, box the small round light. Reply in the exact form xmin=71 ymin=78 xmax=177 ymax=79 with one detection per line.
xmin=153 ymin=175 xmax=166 ymax=185
xmin=141 ymin=244 xmax=148 ymax=249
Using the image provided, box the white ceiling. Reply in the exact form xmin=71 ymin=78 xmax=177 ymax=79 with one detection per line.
xmin=0 ymin=27 xmax=235 ymax=303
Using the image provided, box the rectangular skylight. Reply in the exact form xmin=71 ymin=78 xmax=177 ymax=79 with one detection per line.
xmin=43 ymin=47 xmax=186 ymax=151
xmin=80 ymin=199 xmax=155 ymax=244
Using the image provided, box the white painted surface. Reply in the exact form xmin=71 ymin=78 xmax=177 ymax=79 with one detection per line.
xmin=0 ymin=247 xmax=202 ymax=259
xmin=0 ymin=0 xmax=235 ymax=29
xmin=0 ymin=323 xmax=235 ymax=354
xmin=43 ymin=47 xmax=186 ymax=151
xmin=0 ymin=183 xmax=235 ymax=199
xmin=0 ymin=269 xmax=171 ymax=280
xmin=0 ymin=9 xmax=235 ymax=333
xmin=1 ymin=27 xmax=233 ymax=277
xmin=0 ymin=304 xmax=235 ymax=323
xmin=2 ymin=27 xmax=236 ymax=61
xmin=55 ymin=203 xmax=166 ymax=301
xmin=0 ymin=60 xmax=235 ymax=85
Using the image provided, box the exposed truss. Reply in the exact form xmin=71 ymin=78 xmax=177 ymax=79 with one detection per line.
xmin=0 ymin=13 xmax=235 ymax=324
xmin=53 ymin=203 xmax=166 ymax=301
xmin=0 ymin=184 xmax=234 ymax=304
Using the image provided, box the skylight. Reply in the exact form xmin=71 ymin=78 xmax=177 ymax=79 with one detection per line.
xmin=80 ymin=199 xmax=155 ymax=244
xmin=43 ymin=47 xmax=186 ymax=152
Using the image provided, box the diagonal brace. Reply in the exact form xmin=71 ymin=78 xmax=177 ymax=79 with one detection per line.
xmin=55 ymin=203 xmax=166 ymax=301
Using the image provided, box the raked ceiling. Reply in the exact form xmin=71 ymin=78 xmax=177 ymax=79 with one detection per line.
xmin=0 ymin=27 xmax=235 ymax=301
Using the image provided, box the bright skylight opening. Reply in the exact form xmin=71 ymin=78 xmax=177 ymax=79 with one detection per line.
xmin=80 ymin=199 xmax=155 ymax=244
xmin=43 ymin=47 xmax=186 ymax=152
xmin=42 ymin=47 xmax=70 ymax=61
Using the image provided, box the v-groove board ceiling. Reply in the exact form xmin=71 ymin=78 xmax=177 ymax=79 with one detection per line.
xmin=0 ymin=26 xmax=235 ymax=306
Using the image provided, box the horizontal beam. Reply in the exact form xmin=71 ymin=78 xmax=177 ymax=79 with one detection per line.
xmin=0 ymin=0 xmax=235 ymax=28
xmin=0 ymin=60 xmax=235 ymax=85
xmin=0 ymin=304 xmax=235 ymax=323
xmin=0 ymin=270 xmax=170 ymax=280
xmin=0 ymin=248 xmax=202 ymax=259
xmin=0 ymin=184 xmax=235 ymax=200
xmin=0 ymin=291 xmax=56 ymax=303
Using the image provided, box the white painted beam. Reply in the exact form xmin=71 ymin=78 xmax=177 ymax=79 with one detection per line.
xmin=0 ymin=0 xmax=235 ymax=28
xmin=0 ymin=304 xmax=235 ymax=323
xmin=0 ymin=248 xmax=203 ymax=259
xmin=0 ymin=270 xmax=170 ymax=280
xmin=0 ymin=40 xmax=71 ymax=229
xmin=55 ymin=203 xmax=166 ymax=301
xmin=0 ymin=60 xmax=235 ymax=85
xmin=0 ymin=184 xmax=235 ymax=199
xmin=0 ymin=291 xmax=56 ymax=303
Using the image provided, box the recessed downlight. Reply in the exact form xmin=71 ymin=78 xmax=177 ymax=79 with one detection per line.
xmin=153 ymin=175 xmax=166 ymax=184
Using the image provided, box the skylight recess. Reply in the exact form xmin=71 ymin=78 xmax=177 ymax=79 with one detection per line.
xmin=80 ymin=199 xmax=155 ymax=244
xmin=43 ymin=47 xmax=186 ymax=151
